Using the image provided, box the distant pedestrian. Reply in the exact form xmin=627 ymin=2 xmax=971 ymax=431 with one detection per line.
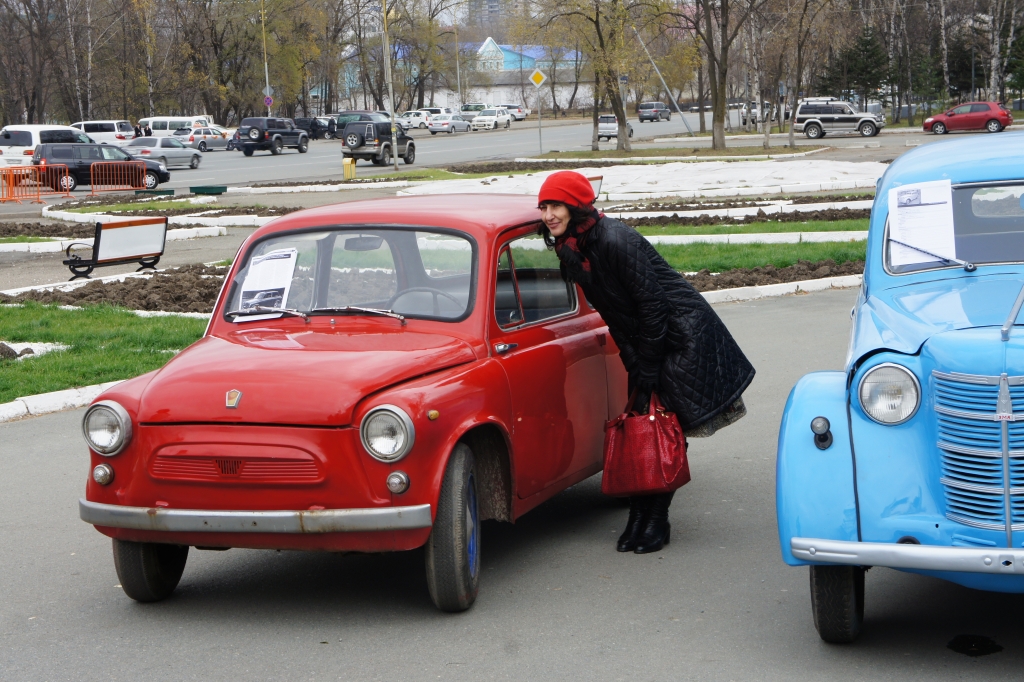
xmin=327 ymin=117 xmax=337 ymax=138
xmin=144 ymin=125 xmax=152 ymax=137
xmin=133 ymin=123 xmax=142 ymax=138
xmin=309 ymin=117 xmax=321 ymax=140
xmin=536 ymin=171 xmax=755 ymax=554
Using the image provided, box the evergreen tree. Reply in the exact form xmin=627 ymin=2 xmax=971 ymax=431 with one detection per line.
xmin=849 ymin=27 xmax=888 ymax=110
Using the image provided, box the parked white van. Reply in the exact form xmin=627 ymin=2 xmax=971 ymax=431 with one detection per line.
xmin=137 ymin=116 xmax=213 ymax=137
xmin=70 ymin=120 xmax=136 ymax=145
xmin=0 ymin=125 xmax=92 ymax=166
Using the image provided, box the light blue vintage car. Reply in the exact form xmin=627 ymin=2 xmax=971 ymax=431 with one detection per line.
xmin=777 ymin=133 xmax=1024 ymax=643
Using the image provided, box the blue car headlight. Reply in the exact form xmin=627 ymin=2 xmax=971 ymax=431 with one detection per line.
xmin=858 ymin=363 xmax=921 ymax=425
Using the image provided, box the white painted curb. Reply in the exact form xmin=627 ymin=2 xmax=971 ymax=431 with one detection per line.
xmin=646 ymin=231 xmax=867 ymax=245
xmin=606 ymin=199 xmax=873 ymax=220
xmin=514 ymin=147 xmax=830 ymax=163
xmin=600 ymin=178 xmax=878 ymax=202
xmin=0 ymin=226 xmax=227 ymax=253
xmin=0 ymin=274 xmax=861 ymax=423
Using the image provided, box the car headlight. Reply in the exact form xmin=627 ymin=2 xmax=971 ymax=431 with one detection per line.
xmin=82 ymin=400 xmax=132 ymax=455
xmin=925 ymin=117 xmax=934 ymax=123
xmin=158 ymin=163 xmax=166 ymax=171
xmin=360 ymin=405 xmax=415 ymax=462
xmin=858 ymin=363 xmax=920 ymax=425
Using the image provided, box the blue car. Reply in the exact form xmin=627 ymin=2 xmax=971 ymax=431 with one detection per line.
xmin=777 ymin=133 xmax=1024 ymax=643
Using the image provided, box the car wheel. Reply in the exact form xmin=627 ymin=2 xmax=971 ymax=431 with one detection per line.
xmin=986 ymin=119 xmax=1003 ymax=133
xmin=419 ymin=122 xmax=427 ymax=129
xmin=59 ymin=173 xmax=78 ymax=192
xmin=144 ymin=171 xmax=159 ymax=189
xmin=430 ymin=131 xmax=437 ymax=135
xmin=809 ymin=565 xmax=864 ymax=643
xmin=298 ymin=138 xmax=309 ymax=153
xmin=425 ymin=442 xmax=480 ymax=612
xmin=189 ymin=155 xmax=201 ymax=169
xmin=805 ymin=123 xmax=823 ymax=139
xmin=198 ymin=142 xmax=207 ymax=152
xmin=242 ymin=147 xmax=254 ymax=156
xmin=112 ymin=539 xmax=189 ymax=603
xmin=932 ymin=122 xmax=946 ymax=134
xmin=404 ymin=144 xmax=415 ymax=165
xmin=628 ymin=128 xmax=633 ymax=138
xmin=380 ymin=145 xmax=391 ymax=166
xmin=504 ymin=120 xmax=510 ymax=129
xmin=270 ymin=138 xmax=283 ymax=155
xmin=448 ymin=127 xmax=454 ymax=134
xmin=859 ymin=122 xmax=877 ymax=137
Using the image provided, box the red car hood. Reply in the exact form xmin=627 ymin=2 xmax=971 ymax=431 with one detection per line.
xmin=138 ymin=327 xmax=477 ymax=426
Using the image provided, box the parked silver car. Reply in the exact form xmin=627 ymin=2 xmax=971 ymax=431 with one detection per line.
xmin=127 ymin=136 xmax=203 ymax=169
xmin=597 ymin=114 xmax=633 ymax=141
xmin=173 ymin=126 xmax=231 ymax=152
xmin=428 ymin=114 xmax=472 ymax=134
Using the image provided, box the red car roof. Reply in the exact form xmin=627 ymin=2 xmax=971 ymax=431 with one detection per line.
xmin=250 ymin=193 xmax=542 ymax=242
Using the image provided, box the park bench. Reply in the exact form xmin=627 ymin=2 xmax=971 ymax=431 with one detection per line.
xmin=62 ymin=217 xmax=168 ymax=280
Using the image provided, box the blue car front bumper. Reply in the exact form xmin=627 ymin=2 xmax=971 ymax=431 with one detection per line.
xmin=792 ymin=537 xmax=1024 ymax=574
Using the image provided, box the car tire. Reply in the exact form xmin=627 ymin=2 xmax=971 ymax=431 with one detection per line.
xmin=189 ymin=155 xmax=200 ymax=169
xmin=425 ymin=442 xmax=480 ymax=612
xmin=809 ymin=565 xmax=864 ymax=643
xmin=628 ymin=128 xmax=633 ymax=138
xmin=859 ymin=122 xmax=877 ymax=137
xmin=242 ymin=147 xmax=254 ymax=156
xmin=448 ymin=127 xmax=454 ymax=134
xmin=504 ymin=120 xmax=510 ymax=129
xmin=932 ymin=122 xmax=947 ymax=134
xmin=57 ymin=173 xmax=78 ymax=192
xmin=380 ymin=145 xmax=391 ymax=166
xmin=805 ymin=123 xmax=823 ymax=139
xmin=198 ymin=142 xmax=207 ymax=152
xmin=144 ymin=171 xmax=159 ymax=189
xmin=112 ymin=539 xmax=189 ymax=603
xmin=419 ymin=122 xmax=427 ymax=129
xmin=270 ymin=138 xmax=283 ymax=155
xmin=404 ymin=144 xmax=415 ymax=165
xmin=298 ymin=138 xmax=309 ymax=153
xmin=986 ymin=119 xmax=1003 ymax=133
xmin=431 ymin=131 xmax=437 ymax=135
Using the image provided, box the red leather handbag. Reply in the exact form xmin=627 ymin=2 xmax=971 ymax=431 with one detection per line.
xmin=601 ymin=392 xmax=690 ymax=496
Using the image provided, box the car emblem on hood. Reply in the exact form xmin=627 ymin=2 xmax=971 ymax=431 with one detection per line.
xmin=226 ymin=389 xmax=242 ymax=408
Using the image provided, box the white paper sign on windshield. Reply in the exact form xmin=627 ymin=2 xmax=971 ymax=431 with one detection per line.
xmin=239 ymin=248 xmax=298 ymax=313
xmin=887 ymin=179 xmax=956 ymax=266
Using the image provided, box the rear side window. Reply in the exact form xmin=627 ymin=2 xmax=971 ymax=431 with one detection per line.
xmin=152 ymin=120 xmax=168 ymax=130
xmin=84 ymin=123 xmax=116 ymax=133
xmin=970 ymin=103 xmax=992 ymax=113
xmin=0 ymin=130 xmax=32 ymax=146
xmin=640 ymin=103 xmax=656 ymax=109
xmin=241 ymin=118 xmax=262 ymax=127
xmin=169 ymin=120 xmax=189 ymax=130
xmin=129 ymin=138 xmax=156 ymax=147
xmin=40 ymin=130 xmax=88 ymax=144
xmin=74 ymin=146 xmax=103 ymax=160
xmin=50 ymin=146 xmax=73 ymax=159
xmin=117 ymin=122 xmax=133 ymax=133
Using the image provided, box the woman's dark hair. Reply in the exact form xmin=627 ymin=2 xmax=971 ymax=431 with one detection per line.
xmin=537 ymin=202 xmax=593 ymax=247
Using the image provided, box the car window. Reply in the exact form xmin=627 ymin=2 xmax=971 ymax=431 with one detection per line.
xmin=118 ymin=122 xmax=134 ymax=133
xmin=495 ymin=248 xmax=523 ymax=327
xmin=166 ymin=138 xmax=185 ymax=148
xmin=0 ymin=130 xmax=32 ymax=146
xmin=169 ymin=120 xmax=189 ymax=130
xmin=970 ymin=103 xmax=991 ymax=113
xmin=599 ymin=115 xmax=616 ymax=123
xmin=40 ymin=130 xmax=90 ymax=144
xmin=952 ymin=105 xmax=972 ymax=115
xmin=227 ymin=228 xmax=474 ymax=321
xmin=498 ymin=234 xmax=576 ymax=325
xmin=102 ymin=146 xmax=129 ymax=160
xmin=129 ymin=138 xmax=156 ymax=147
xmin=640 ymin=103 xmax=655 ymax=109
xmin=481 ymin=110 xmax=496 ymax=116
xmin=74 ymin=146 xmax=103 ymax=160
xmin=50 ymin=146 xmax=73 ymax=159
xmin=241 ymin=118 xmax=262 ymax=127
xmin=152 ymin=120 xmax=167 ymax=130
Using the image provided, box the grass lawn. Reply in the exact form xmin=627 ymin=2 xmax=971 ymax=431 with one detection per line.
xmin=537 ymin=145 xmax=825 ymax=159
xmin=0 ymin=303 xmax=206 ymax=403
xmin=0 ymin=236 xmax=59 ymax=244
xmin=634 ymin=218 xmax=869 ymax=236
xmin=653 ymin=240 xmax=866 ymax=272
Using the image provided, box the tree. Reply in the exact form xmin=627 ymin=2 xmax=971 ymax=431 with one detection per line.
xmin=849 ymin=26 xmax=887 ymax=110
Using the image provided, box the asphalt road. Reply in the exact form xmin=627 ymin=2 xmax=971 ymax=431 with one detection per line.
xmin=3 ymin=287 xmax=1023 ymax=680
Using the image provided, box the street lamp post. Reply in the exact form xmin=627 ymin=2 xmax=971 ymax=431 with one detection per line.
xmin=381 ymin=0 xmax=400 ymax=171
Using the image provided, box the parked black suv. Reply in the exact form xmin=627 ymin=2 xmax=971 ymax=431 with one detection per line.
xmin=638 ymin=102 xmax=672 ymax=122
xmin=237 ymin=117 xmax=309 ymax=156
xmin=32 ymin=143 xmax=170 ymax=191
xmin=342 ymin=121 xmax=415 ymax=165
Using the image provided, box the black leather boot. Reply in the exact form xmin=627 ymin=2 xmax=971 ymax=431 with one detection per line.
xmin=616 ymin=497 xmax=649 ymax=552
xmin=634 ymin=491 xmax=674 ymax=554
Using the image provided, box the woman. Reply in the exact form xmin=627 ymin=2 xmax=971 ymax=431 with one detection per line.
xmin=537 ymin=171 xmax=755 ymax=554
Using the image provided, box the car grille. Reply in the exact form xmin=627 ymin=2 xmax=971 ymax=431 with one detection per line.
xmin=933 ymin=370 xmax=1024 ymax=535
xmin=151 ymin=453 xmax=321 ymax=483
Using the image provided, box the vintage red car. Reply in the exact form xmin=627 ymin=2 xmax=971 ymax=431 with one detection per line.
xmin=78 ymin=194 xmax=627 ymax=611
xmin=922 ymin=101 xmax=1013 ymax=134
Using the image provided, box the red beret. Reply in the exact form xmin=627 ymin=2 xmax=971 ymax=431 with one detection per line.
xmin=537 ymin=171 xmax=595 ymax=208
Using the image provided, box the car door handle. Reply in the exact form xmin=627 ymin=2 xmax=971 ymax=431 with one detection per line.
xmin=494 ymin=343 xmax=518 ymax=354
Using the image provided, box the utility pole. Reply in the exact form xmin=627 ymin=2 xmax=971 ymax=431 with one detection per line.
xmin=261 ymin=0 xmax=271 ymax=116
xmin=381 ymin=0 xmax=400 ymax=171
xmin=631 ymin=25 xmax=694 ymax=136
xmin=454 ymin=8 xmax=462 ymax=106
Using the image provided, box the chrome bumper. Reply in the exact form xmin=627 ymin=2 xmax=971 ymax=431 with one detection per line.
xmin=80 ymin=499 xmax=432 ymax=534
xmin=792 ymin=538 xmax=1024 ymax=574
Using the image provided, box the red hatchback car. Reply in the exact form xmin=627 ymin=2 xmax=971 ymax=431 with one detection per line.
xmin=922 ymin=101 xmax=1013 ymax=134
xmin=78 ymin=194 xmax=627 ymax=611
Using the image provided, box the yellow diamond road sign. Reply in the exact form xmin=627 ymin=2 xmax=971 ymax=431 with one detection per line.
xmin=529 ymin=69 xmax=547 ymax=88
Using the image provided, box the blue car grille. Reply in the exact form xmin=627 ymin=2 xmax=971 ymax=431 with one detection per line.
xmin=933 ymin=371 xmax=1024 ymax=534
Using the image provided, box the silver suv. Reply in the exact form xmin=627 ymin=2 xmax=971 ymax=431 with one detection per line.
xmin=794 ymin=98 xmax=886 ymax=138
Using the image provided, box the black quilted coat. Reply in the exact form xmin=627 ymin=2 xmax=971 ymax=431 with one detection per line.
xmin=572 ymin=216 xmax=755 ymax=430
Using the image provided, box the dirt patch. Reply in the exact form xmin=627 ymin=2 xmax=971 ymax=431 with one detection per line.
xmin=251 ymin=177 xmax=430 ymax=188
xmin=685 ymin=259 xmax=863 ymax=291
xmin=789 ymin=193 xmax=873 ymax=204
xmin=0 ymin=222 xmax=96 ymax=238
xmin=622 ymin=207 xmax=870 ymax=227
xmin=608 ymin=193 xmax=874 ymax=213
xmin=446 ymin=161 xmax=627 ymax=174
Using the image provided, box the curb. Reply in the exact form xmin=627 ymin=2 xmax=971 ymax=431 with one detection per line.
xmin=0 ymin=274 xmax=861 ymax=424
xmin=226 ymin=181 xmax=409 ymax=194
xmin=0 ymin=226 xmax=227 ymax=253
xmin=42 ymin=205 xmax=274 ymax=228
xmin=514 ymin=147 xmax=830 ymax=164
xmin=599 ymin=178 xmax=878 ymax=202
xmin=646 ymin=231 xmax=867 ymax=245
xmin=605 ymin=199 xmax=873 ymax=220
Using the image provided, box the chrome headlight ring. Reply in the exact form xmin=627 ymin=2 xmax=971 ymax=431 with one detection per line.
xmin=857 ymin=362 xmax=921 ymax=425
xmin=82 ymin=400 xmax=133 ymax=456
xmin=359 ymin=404 xmax=416 ymax=462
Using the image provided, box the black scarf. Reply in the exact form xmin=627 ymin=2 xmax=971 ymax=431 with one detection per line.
xmin=554 ymin=207 xmax=602 ymax=284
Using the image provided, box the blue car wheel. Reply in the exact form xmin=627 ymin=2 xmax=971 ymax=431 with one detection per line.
xmin=425 ymin=442 xmax=480 ymax=611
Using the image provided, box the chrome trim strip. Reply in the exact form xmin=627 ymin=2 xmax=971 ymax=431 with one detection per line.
xmin=80 ymin=499 xmax=433 ymax=533
xmin=932 ymin=370 xmax=1002 ymax=385
xmin=791 ymin=537 xmax=1024 ymax=573
xmin=1002 ymin=374 xmax=1014 ymax=548
xmin=937 ymin=441 xmax=1003 ymax=458
xmin=946 ymin=512 xmax=1008 ymax=531
xmin=939 ymin=477 xmax=1024 ymax=495
xmin=934 ymin=405 xmax=1011 ymax=421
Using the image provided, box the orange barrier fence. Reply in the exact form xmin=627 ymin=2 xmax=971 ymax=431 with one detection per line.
xmin=0 ymin=164 xmax=73 ymax=204
xmin=90 ymin=161 xmax=147 ymax=195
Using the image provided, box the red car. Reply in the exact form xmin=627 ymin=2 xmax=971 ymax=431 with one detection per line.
xmin=922 ymin=101 xmax=1013 ymax=134
xmin=78 ymin=194 xmax=627 ymax=611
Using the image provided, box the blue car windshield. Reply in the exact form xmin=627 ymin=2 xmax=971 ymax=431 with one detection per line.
xmin=887 ymin=183 xmax=1024 ymax=273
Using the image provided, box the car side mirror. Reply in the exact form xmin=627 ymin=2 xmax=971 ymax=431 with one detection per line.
xmin=947 ymin=111 xmax=955 ymax=116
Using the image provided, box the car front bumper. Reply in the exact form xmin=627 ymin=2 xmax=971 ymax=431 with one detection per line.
xmin=80 ymin=498 xmax=433 ymax=533
xmin=792 ymin=537 xmax=1024 ymax=574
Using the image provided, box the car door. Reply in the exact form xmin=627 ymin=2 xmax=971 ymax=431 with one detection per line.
xmin=72 ymin=145 xmax=102 ymax=181
xmin=490 ymin=230 xmax=609 ymax=499
xmin=968 ymin=103 xmax=993 ymax=129
xmin=159 ymin=137 xmax=185 ymax=165
xmin=946 ymin=104 xmax=972 ymax=130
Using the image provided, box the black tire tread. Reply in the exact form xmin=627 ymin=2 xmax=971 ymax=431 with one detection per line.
xmin=810 ymin=565 xmax=864 ymax=643
xmin=425 ymin=442 xmax=479 ymax=612
xmin=112 ymin=539 xmax=188 ymax=602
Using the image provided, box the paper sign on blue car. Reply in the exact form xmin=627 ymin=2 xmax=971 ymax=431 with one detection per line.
xmin=887 ymin=179 xmax=956 ymax=267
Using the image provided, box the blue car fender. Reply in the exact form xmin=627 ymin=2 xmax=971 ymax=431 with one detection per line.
xmin=777 ymin=371 xmax=859 ymax=565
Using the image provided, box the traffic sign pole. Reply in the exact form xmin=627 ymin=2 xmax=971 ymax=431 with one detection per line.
xmin=529 ymin=69 xmax=547 ymax=155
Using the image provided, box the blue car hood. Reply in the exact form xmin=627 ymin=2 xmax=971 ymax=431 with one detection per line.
xmin=848 ymin=274 xmax=1024 ymax=370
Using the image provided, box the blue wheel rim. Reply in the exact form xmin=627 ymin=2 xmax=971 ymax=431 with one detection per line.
xmin=466 ymin=473 xmax=479 ymax=579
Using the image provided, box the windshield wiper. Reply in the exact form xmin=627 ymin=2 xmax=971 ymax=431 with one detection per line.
xmin=312 ymin=306 xmax=406 ymax=324
xmin=889 ymin=237 xmax=976 ymax=272
xmin=1001 ymin=283 xmax=1024 ymax=341
xmin=226 ymin=306 xmax=310 ymax=322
